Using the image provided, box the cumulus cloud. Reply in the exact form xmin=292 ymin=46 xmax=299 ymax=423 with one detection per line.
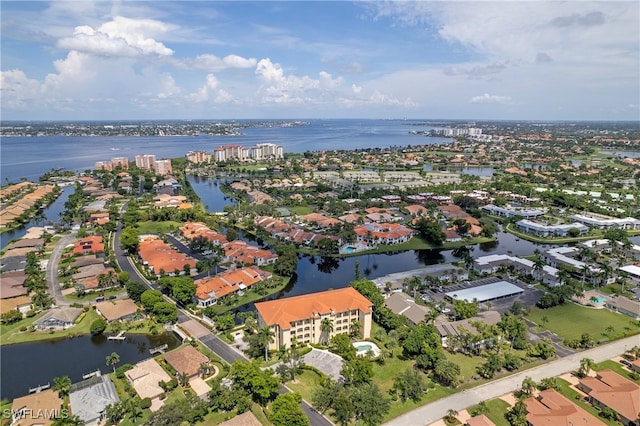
xmin=57 ymin=16 xmax=174 ymax=57
xmin=0 ymin=69 xmax=41 ymax=109
xmin=469 ymin=93 xmax=513 ymax=104
xmin=188 ymin=73 xmax=235 ymax=104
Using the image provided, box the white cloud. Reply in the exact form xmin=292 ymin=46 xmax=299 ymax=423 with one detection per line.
xmin=57 ymin=16 xmax=174 ymax=57
xmin=469 ymin=93 xmax=513 ymax=105
xmin=188 ymin=73 xmax=235 ymax=104
xmin=0 ymin=69 xmax=41 ymax=109
xmin=187 ymin=54 xmax=257 ymax=72
xmin=351 ymin=84 xmax=362 ymax=94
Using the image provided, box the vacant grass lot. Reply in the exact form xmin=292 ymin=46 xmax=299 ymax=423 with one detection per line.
xmin=526 ymin=303 xmax=640 ymax=342
xmin=136 ymin=221 xmax=183 ymax=235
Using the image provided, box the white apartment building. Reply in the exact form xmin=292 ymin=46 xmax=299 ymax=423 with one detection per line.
xmin=154 ymin=159 xmax=173 ymax=176
xmin=251 ymin=143 xmax=283 ymax=160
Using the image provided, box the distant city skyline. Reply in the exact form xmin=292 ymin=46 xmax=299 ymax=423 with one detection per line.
xmin=1 ymin=1 xmax=638 ymax=121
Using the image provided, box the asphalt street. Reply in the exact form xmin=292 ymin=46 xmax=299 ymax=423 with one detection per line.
xmin=384 ymin=335 xmax=640 ymax=426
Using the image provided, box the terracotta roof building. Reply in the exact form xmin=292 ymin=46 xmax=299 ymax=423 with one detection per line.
xmin=11 ymin=389 xmax=63 ymax=426
xmin=137 ymin=237 xmax=197 ymax=277
xmin=577 ymin=369 xmax=640 ymax=426
xmin=163 ymin=345 xmax=210 ymax=378
xmin=354 ymin=223 xmax=414 ymax=245
xmin=466 ymin=415 xmax=496 ymax=426
xmin=72 ymin=236 xmax=105 ymax=255
xmin=194 ymin=267 xmax=272 ymax=307
xmin=524 ymin=389 xmax=606 ymax=426
xmin=256 ymin=287 xmax=373 ymax=349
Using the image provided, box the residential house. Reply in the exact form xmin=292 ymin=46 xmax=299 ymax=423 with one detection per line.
xmin=256 ymin=287 xmax=373 ymax=349
xmin=72 ymin=236 xmax=105 ymax=255
xmin=0 ymin=295 xmax=31 ymax=317
xmin=69 ymin=375 xmax=119 ymax=426
xmin=604 ymin=296 xmax=640 ymax=320
xmin=524 ymin=389 xmax=605 ymax=426
xmin=163 ymin=345 xmax=210 ymax=379
xmin=95 ymin=299 xmax=138 ymax=322
xmin=466 ymin=415 xmax=496 ymax=426
xmin=194 ymin=267 xmax=272 ymax=307
xmin=11 ymin=389 xmax=63 ymax=426
xmin=34 ymin=308 xmax=82 ymax=331
xmin=125 ymin=358 xmax=171 ymax=402
xmin=223 ymin=240 xmax=278 ymax=266
xmin=384 ymin=292 xmax=432 ymax=325
xmin=577 ymin=370 xmax=640 ymax=426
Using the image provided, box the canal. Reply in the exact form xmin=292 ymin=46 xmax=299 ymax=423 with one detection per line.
xmin=0 ymin=332 xmax=179 ymax=401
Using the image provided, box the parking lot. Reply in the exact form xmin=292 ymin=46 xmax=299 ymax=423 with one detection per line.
xmin=425 ymin=276 xmax=545 ymax=314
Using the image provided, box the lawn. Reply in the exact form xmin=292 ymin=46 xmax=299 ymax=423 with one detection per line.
xmin=444 ymin=352 xmax=483 ymax=383
xmin=347 ymin=235 xmax=495 ymax=256
xmin=286 ymin=369 xmax=324 ymax=403
xmin=467 ymin=398 xmax=511 ymax=426
xmin=0 ymin=308 xmax=101 ymax=345
xmin=200 ymin=277 xmax=289 ymax=315
xmin=289 ymin=205 xmax=313 ymax=215
xmin=136 ymin=221 xmax=183 ymax=234
xmin=64 ymin=287 xmax=125 ymax=302
xmin=525 ymin=303 xmax=640 ymax=343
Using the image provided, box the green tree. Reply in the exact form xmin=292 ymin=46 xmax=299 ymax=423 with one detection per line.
xmin=330 ymin=333 xmax=357 ymax=360
xmin=340 ymin=357 xmax=373 ymax=386
xmin=257 ymin=326 xmax=275 ymax=361
xmin=268 ymin=392 xmax=310 ymax=426
xmin=352 ymin=383 xmax=390 ymax=426
xmin=120 ymin=226 xmax=140 ymax=253
xmin=125 ymin=281 xmax=147 ymax=302
xmin=391 ymin=369 xmax=429 ymax=402
xmin=433 ymin=359 xmax=461 ymax=387
xmin=452 ymin=298 xmax=478 ymax=320
xmin=152 ymin=302 xmax=178 ymax=323
xmin=140 ymin=289 xmax=164 ymax=311
xmin=415 ymin=217 xmax=445 ymax=245
xmin=579 ymin=357 xmax=596 ymax=378
xmin=273 ymin=244 xmax=298 ymax=276
xmin=106 ymin=352 xmax=120 ymax=372
xmin=229 ymin=360 xmax=280 ymax=405
xmin=320 ymin=317 xmax=334 ymax=345
xmin=52 ymin=375 xmax=71 ymax=398
xmin=90 ymin=318 xmax=107 ymax=335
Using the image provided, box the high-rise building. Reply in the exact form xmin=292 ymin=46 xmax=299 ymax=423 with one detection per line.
xmin=213 ymin=145 xmax=250 ymax=162
xmin=154 ymin=159 xmax=173 ymax=176
xmin=251 ymin=143 xmax=284 ymax=160
xmin=185 ymin=151 xmax=212 ymax=164
xmin=135 ymin=154 xmax=156 ymax=170
xmin=110 ymin=157 xmax=129 ymax=170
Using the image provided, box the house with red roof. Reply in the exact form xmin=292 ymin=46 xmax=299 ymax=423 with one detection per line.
xmin=194 ymin=267 xmax=272 ymax=307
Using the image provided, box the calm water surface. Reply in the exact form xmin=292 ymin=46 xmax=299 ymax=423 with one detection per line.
xmin=1 ymin=333 xmax=179 ymax=401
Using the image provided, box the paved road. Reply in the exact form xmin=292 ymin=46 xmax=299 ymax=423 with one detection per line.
xmin=113 ymin=211 xmax=333 ymax=426
xmin=46 ymin=233 xmax=76 ymax=307
xmin=384 ymin=335 xmax=640 ymax=426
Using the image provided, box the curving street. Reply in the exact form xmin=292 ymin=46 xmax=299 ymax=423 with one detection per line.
xmin=46 ymin=232 xmax=76 ymax=307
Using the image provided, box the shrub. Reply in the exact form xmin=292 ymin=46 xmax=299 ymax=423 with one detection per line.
xmin=19 ymin=326 xmax=28 ymax=332
xmin=115 ymin=364 xmax=134 ymax=379
xmin=90 ymin=318 xmax=107 ymax=335
xmin=140 ymin=398 xmax=152 ymax=409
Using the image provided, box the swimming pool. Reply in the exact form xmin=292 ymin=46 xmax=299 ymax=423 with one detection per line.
xmin=356 ymin=344 xmax=372 ymax=353
xmin=343 ymin=247 xmax=356 ymax=253
xmin=352 ymin=341 xmax=381 ymax=357
xmin=592 ymin=296 xmax=607 ymax=304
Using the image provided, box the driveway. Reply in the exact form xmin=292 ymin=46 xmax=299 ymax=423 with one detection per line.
xmin=384 ymin=334 xmax=640 ymax=426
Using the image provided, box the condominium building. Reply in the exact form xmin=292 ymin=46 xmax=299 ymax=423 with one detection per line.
xmin=482 ymin=204 xmax=545 ymax=219
xmin=154 ymin=159 xmax=173 ymax=176
xmin=251 ymin=143 xmax=283 ymax=160
xmin=135 ymin=154 xmax=156 ymax=170
xmin=185 ymin=150 xmax=212 ymax=164
xmin=570 ymin=212 xmax=640 ymax=230
xmin=255 ymin=287 xmax=373 ymax=349
xmin=110 ymin=157 xmax=129 ymax=170
xmin=515 ymin=219 xmax=588 ymax=237
xmin=214 ymin=145 xmax=250 ymax=162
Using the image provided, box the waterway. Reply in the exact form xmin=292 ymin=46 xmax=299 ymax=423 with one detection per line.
xmin=0 ymin=185 xmax=73 ymax=249
xmin=0 ymin=332 xmax=179 ymax=401
xmin=186 ymin=176 xmax=237 ymax=213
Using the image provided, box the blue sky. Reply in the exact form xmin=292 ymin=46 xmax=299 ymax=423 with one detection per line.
xmin=1 ymin=1 xmax=638 ymax=120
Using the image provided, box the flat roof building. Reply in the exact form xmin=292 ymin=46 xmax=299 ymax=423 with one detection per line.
xmin=445 ymin=280 xmax=523 ymax=303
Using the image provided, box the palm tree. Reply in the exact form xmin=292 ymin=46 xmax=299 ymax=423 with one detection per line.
xmin=320 ymin=317 xmax=334 ymax=345
xmin=244 ymin=317 xmax=258 ymax=335
xmin=349 ymin=320 xmax=361 ymax=338
xmin=541 ymin=316 xmax=549 ymax=329
xmin=532 ymin=256 xmax=545 ymax=279
xmin=53 ymin=375 xmax=71 ymax=398
xmin=520 ymin=376 xmax=536 ymax=397
xmin=177 ymin=372 xmax=190 ymax=387
xmin=106 ymin=352 xmax=120 ymax=373
xmin=257 ymin=326 xmax=275 ymax=361
xmin=445 ymin=408 xmax=458 ymax=423
xmin=579 ymin=357 xmax=596 ymax=378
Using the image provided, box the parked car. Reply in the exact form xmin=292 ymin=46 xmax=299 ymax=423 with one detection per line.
xmin=620 ymin=359 xmax=632 ymax=368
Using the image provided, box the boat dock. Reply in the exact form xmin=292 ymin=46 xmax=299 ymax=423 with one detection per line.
xmin=29 ymin=383 xmax=50 ymax=393
xmin=149 ymin=344 xmax=168 ymax=355
xmin=107 ymin=331 xmax=126 ymax=341
xmin=82 ymin=370 xmax=102 ymax=379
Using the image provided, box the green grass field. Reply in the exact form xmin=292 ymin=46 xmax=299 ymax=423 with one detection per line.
xmin=526 ymin=303 xmax=640 ymax=342
xmin=467 ymin=398 xmax=511 ymax=426
xmin=136 ymin=221 xmax=183 ymax=234
xmin=0 ymin=308 xmax=102 ymax=345
xmin=286 ymin=369 xmax=324 ymax=403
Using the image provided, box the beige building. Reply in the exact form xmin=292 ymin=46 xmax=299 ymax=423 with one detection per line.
xmin=255 ymin=287 xmax=373 ymax=349
xmin=11 ymin=389 xmax=63 ymax=426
